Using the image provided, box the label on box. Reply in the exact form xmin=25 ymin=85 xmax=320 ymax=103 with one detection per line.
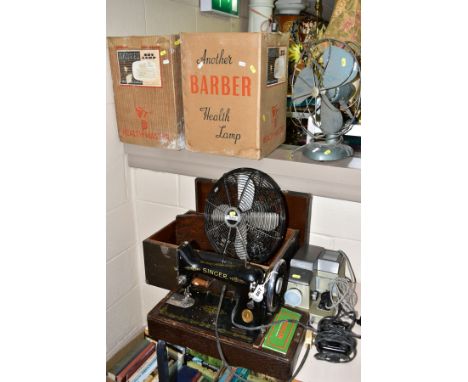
xmin=117 ymin=50 xmax=162 ymax=87
xmin=266 ymin=46 xmax=287 ymax=87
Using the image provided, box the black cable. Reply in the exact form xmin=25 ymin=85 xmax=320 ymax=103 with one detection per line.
xmin=290 ymin=344 xmax=310 ymax=382
xmin=214 ymin=290 xmax=312 ymax=382
xmin=214 ymin=286 xmax=254 ymax=382
xmin=313 ymin=308 xmax=359 ymax=363
xmin=229 ymin=296 xmax=314 ymax=381
xmin=214 ymin=285 xmax=230 ymax=368
xmin=230 ymin=295 xmax=316 ymax=333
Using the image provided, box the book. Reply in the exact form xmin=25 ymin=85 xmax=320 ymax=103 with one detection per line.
xmin=191 ymin=372 xmax=202 ymax=381
xmin=176 ymin=365 xmax=198 ymax=381
xmin=231 ymin=368 xmax=250 ymax=382
xmin=108 ymin=339 xmax=152 ymax=381
xmin=262 ymin=308 xmax=301 ymax=355
xmin=128 ymin=353 xmax=158 ymax=382
xmin=116 ymin=343 xmax=156 ymax=382
xmin=218 ymin=367 xmax=298 ymax=382
xmin=187 ymin=361 xmax=217 ymax=381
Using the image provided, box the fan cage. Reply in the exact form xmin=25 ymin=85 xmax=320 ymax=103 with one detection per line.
xmin=289 ymin=38 xmax=361 ymax=143
xmin=204 ymin=168 xmax=287 ymax=264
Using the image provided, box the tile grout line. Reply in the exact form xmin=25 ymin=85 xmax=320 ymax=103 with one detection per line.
xmin=136 ymin=197 xmax=189 ymax=210
xmin=128 ymin=166 xmax=148 ymax=323
xmin=106 ymin=283 xmax=139 ymax=312
xmin=106 ymin=243 xmax=137 ymax=265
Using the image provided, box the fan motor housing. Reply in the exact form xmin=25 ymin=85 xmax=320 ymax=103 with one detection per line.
xmin=224 ymin=207 xmax=242 ymax=227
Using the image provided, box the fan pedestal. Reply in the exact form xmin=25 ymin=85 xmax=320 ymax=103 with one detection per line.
xmin=303 ymin=141 xmax=354 ymax=161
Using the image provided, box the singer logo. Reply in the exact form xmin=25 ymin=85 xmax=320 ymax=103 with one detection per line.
xmin=135 ymin=106 xmax=150 ymax=129
xmin=202 ymin=267 xmax=228 ymax=279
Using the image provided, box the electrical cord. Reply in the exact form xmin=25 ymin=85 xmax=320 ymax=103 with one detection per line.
xmin=328 ymin=277 xmax=357 ymax=312
xmin=313 ymin=306 xmax=360 ymax=363
xmin=214 ymin=286 xmax=313 ymax=382
xmin=230 ymin=295 xmax=315 ymax=333
xmin=311 ymin=251 xmax=360 ymax=363
xmin=291 ymin=344 xmax=310 ymax=381
xmin=327 ymin=250 xmax=358 ymax=313
xmin=214 ymin=285 xmax=230 ymax=368
xmin=230 ymin=296 xmax=315 ymax=381
xmin=214 ymin=249 xmax=362 ymax=374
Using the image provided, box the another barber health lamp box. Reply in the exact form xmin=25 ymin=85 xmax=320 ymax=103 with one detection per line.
xmin=180 ymin=32 xmax=289 ymax=160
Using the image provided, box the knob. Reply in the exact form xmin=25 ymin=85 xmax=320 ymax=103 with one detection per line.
xmin=284 ymin=288 xmax=303 ymax=307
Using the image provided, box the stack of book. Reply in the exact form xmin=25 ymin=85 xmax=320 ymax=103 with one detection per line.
xmin=217 ymin=367 xmax=303 ymax=382
xmin=176 ymin=349 xmax=303 ymax=382
xmin=108 ymin=335 xmax=302 ymax=382
xmin=183 ymin=349 xmax=222 ymax=381
xmin=107 ymin=338 xmax=158 ymax=382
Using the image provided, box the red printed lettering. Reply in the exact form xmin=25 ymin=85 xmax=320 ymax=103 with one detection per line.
xmin=189 ymin=75 xmax=252 ymax=96
xmin=200 ymin=75 xmax=208 ymax=94
xmin=210 ymin=76 xmax=219 ymax=95
xmin=232 ymin=76 xmax=239 ymax=96
xmin=221 ymin=76 xmax=230 ymax=95
xmin=242 ymin=77 xmax=251 ymax=97
xmin=190 ymin=75 xmax=199 ymax=93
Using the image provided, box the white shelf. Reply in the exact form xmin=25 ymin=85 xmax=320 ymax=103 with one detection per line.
xmin=125 ymin=144 xmax=361 ymax=202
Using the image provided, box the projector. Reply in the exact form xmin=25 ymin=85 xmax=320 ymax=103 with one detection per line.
xmin=312 ymin=249 xmax=346 ymax=293
xmin=284 ymin=266 xmax=313 ymax=311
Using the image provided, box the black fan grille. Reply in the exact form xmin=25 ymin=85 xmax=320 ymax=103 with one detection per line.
xmin=204 ymin=168 xmax=287 ymax=264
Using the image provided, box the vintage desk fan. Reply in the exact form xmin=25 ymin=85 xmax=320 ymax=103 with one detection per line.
xmin=291 ymin=38 xmax=361 ymax=161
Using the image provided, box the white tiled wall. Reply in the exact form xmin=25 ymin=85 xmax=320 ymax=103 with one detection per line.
xmin=106 ymin=0 xmax=249 ymax=360
xmin=106 ymin=28 xmax=143 ymax=361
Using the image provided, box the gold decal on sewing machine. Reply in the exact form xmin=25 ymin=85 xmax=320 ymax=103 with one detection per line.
xmin=202 ymin=267 xmax=228 ymax=279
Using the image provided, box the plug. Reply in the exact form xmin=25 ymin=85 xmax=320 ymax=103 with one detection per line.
xmin=305 ymin=329 xmax=314 ymax=346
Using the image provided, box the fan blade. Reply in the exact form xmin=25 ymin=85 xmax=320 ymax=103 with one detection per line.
xmin=210 ymin=204 xmax=230 ymax=222
xmin=322 ymin=46 xmax=358 ymax=89
xmin=320 ymin=95 xmax=343 ymax=134
xmin=236 ymin=174 xmax=255 ymax=211
xmin=234 ymin=222 xmax=249 ymax=260
xmin=326 ymin=82 xmax=355 ymax=103
xmin=245 ymin=212 xmax=280 ymax=232
xmin=291 ymin=66 xmax=317 ymax=106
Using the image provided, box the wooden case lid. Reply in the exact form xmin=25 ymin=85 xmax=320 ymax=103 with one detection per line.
xmin=194 ymin=177 xmax=312 ymax=247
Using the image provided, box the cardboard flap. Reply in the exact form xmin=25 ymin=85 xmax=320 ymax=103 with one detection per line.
xmin=194 ymin=177 xmax=311 ymax=246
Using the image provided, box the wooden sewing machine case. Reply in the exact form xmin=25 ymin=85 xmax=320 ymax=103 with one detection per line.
xmin=143 ymin=177 xmax=312 ymax=381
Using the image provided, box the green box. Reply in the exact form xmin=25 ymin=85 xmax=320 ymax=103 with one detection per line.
xmin=262 ymin=308 xmax=301 ymax=355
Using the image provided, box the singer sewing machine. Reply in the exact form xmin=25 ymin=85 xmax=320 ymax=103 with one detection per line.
xmin=143 ymin=171 xmax=312 ymax=380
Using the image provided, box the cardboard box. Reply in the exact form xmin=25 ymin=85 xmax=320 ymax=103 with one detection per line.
xmin=181 ymin=32 xmax=289 ymax=159
xmin=107 ymin=35 xmax=184 ymax=149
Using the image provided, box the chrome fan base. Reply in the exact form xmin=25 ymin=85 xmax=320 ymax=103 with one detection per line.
xmin=303 ymin=141 xmax=354 ymax=162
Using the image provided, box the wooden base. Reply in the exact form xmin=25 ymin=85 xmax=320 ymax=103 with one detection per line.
xmin=147 ymin=292 xmax=308 ymax=381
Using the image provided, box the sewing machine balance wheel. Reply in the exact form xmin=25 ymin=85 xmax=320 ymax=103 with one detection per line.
xmin=265 ymin=259 xmax=288 ymax=313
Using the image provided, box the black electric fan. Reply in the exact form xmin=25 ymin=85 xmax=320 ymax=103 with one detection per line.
xmin=204 ymin=168 xmax=287 ymax=264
